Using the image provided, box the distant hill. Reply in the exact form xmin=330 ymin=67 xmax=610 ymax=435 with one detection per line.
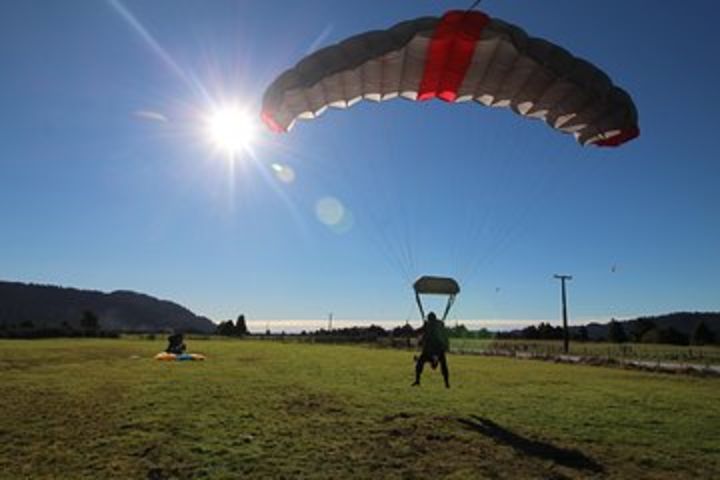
xmin=0 ymin=281 xmax=215 ymax=333
xmin=576 ymin=312 xmax=720 ymax=341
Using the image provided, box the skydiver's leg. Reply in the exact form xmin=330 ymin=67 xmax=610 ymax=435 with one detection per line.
xmin=412 ymin=353 xmax=427 ymax=386
xmin=439 ymin=352 xmax=450 ymax=388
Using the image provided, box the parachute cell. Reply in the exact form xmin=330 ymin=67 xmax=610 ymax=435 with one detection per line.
xmin=262 ymin=10 xmax=639 ymax=147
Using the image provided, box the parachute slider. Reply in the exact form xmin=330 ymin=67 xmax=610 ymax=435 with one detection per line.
xmin=413 ymin=276 xmax=460 ymax=295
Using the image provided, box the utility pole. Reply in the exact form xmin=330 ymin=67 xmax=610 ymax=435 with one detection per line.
xmin=553 ymin=274 xmax=572 ymax=354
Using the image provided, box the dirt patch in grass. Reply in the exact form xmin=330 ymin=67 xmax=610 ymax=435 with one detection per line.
xmin=382 ymin=411 xmax=415 ymax=422
xmin=134 ymin=445 xmax=200 ymax=480
xmin=231 ymin=355 xmax=264 ymax=366
xmin=281 ymin=390 xmax=348 ymax=417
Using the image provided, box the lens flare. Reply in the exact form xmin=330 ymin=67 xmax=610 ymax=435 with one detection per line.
xmin=316 ymin=197 xmax=344 ymax=225
xmin=316 ymin=196 xmax=353 ymax=233
xmin=271 ymin=163 xmax=296 ymax=183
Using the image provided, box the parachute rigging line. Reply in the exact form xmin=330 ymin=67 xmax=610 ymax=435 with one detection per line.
xmin=261 ymin=7 xmax=639 ymax=302
xmin=466 ymin=0 xmax=484 ymax=12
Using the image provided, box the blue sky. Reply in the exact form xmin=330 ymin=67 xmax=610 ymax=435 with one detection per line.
xmin=1 ymin=0 xmax=719 ymax=331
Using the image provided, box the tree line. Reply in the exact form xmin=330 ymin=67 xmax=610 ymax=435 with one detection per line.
xmin=215 ymin=315 xmax=249 ymax=337
xmin=225 ymin=320 xmax=493 ymax=343
xmin=496 ymin=318 xmax=717 ymax=346
xmin=605 ymin=318 xmax=715 ymax=346
xmin=0 ymin=310 xmax=118 ymax=339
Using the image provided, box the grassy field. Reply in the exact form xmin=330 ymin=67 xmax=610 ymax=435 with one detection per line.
xmin=1 ymin=339 xmax=719 ymax=479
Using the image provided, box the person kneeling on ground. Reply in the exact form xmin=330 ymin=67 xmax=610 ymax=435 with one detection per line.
xmin=166 ymin=332 xmax=187 ymax=355
xmin=412 ymin=312 xmax=450 ymax=388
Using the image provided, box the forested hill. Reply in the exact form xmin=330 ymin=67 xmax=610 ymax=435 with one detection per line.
xmin=0 ymin=281 xmax=215 ymax=333
xmin=495 ymin=311 xmax=720 ymax=344
xmin=582 ymin=312 xmax=720 ymax=340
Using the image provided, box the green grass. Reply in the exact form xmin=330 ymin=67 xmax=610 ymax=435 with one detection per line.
xmin=1 ymin=339 xmax=719 ymax=479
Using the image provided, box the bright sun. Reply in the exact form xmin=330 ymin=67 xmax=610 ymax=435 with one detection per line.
xmin=205 ymin=106 xmax=257 ymax=155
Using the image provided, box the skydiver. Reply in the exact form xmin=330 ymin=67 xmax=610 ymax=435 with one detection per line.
xmin=412 ymin=312 xmax=450 ymax=388
xmin=165 ymin=332 xmax=187 ymax=355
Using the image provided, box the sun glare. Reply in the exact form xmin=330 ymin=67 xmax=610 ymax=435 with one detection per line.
xmin=205 ymin=106 xmax=257 ymax=156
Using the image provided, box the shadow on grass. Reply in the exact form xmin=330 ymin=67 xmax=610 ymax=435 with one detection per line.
xmin=458 ymin=415 xmax=604 ymax=473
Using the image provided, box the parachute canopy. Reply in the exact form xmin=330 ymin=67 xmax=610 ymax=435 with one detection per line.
xmin=262 ymin=10 xmax=638 ymax=147
xmin=414 ymin=276 xmax=461 ymax=295
xmin=154 ymin=352 xmax=206 ymax=361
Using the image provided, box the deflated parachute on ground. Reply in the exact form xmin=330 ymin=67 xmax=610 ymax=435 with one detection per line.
xmin=154 ymin=352 xmax=206 ymax=361
xmin=262 ymin=10 xmax=638 ymax=147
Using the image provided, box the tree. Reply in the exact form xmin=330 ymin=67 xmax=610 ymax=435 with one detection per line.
xmin=691 ymin=321 xmax=715 ymax=346
xmin=608 ymin=319 xmax=627 ymax=343
xmin=392 ymin=322 xmax=415 ymax=337
xmin=661 ymin=327 xmax=689 ymax=346
xmin=60 ymin=320 xmax=77 ymax=337
xmin=576 ymin=326 xmax=589 ymax=342
xmin=235 ymin=314 xmax=249 ymax=336
xmin=640 ymin=328 xmax=661 ymax=344
xmin=630 ymin=317 xmax=655 ymax=342
xmin=476 ymin=328 xmax=492 ymax=339
xmin=448 ymin=323 xmax=470 ymax=338
xmin=641 ymin=327 xmax=688 ymax=346
xmin=80 ymin=310 xmax=100 ymax=334
xmin=216 ymin=320 xmax=235 ymax=336
xmin=521 ymin=325 xmax=539 ymax=339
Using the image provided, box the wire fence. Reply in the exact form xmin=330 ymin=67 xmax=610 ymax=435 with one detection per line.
xmin=450 ymin=338 xmax=720 ymax=366
xmin=242 ymin=334 xmax=720 ymax=366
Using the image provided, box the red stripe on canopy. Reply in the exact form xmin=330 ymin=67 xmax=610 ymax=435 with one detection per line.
xmin=595 ymin=126 xmax=640 ymax=147
xmin=418 ymin=10 xmax=489 ymax=102
xmin=261 ymin=110 xmax=285 ymax=133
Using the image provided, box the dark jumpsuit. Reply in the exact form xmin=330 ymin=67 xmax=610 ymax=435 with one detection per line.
xmin=166 ymin=333 xmax=187 ymax=355
xmin=414 ymin=318 xmax=450 ymax=387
